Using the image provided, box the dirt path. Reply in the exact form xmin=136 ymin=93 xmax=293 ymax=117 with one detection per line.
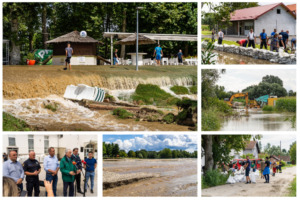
xmin=202 ymin=166 xmax=296 ymax=197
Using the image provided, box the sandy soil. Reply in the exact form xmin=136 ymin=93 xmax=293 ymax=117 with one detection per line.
xmin=202 ymin=166 xmax=296 ymax=197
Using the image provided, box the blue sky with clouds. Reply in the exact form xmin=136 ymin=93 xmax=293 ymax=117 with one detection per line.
xmin=216 ymin=69 xmax=296 ymax=92
xmin=103 ymin=134 xmax=198 ymax=153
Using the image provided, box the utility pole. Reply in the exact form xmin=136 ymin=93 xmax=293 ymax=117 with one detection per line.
xmin=280 ymin=140 xmax=281 ymax=156
xmin=136 ymin=7 xmax=144 ymax=71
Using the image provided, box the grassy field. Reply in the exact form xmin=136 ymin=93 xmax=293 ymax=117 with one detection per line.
xmin=202 ymin=31 xmax=212 ymax=35
xmin=288 ymin=176 xmax=296 ymax=197
xmin=3 ymin=112 xmax=33 ymax=131
xmin=3 ymin=65 xmax=197 ymax=99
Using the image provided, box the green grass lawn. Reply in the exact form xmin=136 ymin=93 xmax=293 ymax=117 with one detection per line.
xmin=202 ymin=31 xmax=212 ymax=35
xmin=288 ymin=176 xmax=296 ymax=197
xmin=3 ymin=112 xmax=33 ymax=131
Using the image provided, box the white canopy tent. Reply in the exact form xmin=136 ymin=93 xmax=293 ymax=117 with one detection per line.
xmin=103 ymin=32 xmax=197 ymax=65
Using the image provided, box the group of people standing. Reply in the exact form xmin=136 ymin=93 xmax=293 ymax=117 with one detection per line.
xmin=3 ymin=148 xmax=97 ymax=197
xmin=212 ymin=28 xmax=296 ymax=52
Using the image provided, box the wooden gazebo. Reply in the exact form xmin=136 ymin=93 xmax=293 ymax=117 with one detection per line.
xmin=46 ymin=31 xmax=100 ymax=65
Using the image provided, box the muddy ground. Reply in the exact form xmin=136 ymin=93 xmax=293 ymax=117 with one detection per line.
xmin=202 ymin=166 xmax=296 ymax=197
xmin=103 ymin=159 xmax=197 ymax=197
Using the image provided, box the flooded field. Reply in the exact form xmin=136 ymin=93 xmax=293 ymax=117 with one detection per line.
xmin=103 ymin=159 xmax=197 ymax=196
xmin=220 ymin=109 xmax=295 ymax=131
xmin=215 ymin=51 xmax=274 ymax=65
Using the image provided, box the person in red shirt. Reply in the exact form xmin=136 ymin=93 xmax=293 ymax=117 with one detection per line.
xmin=236 ymin=39 xmax=248 ymax=47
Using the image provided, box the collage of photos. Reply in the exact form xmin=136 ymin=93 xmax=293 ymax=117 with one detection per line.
xmin=0 ymin=0 xmax=298 ymax=200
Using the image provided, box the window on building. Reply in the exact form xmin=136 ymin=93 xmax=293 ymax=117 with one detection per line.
xmin=8 ymin=136 xmax=16 ymax=146
xmin=277 ymin=9 xmax=281 ymax=14
xmin=44 ymin=136 xmax=49 ymax=154
xmin=7 ymin=147 xmax=18 ymax=154
xmin=28 ymin=135 xmax=34 ymax=153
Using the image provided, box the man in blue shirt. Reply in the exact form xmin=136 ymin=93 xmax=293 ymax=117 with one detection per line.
xmin=44 ymin=147 xmax=60 ymax=196
xmin=3 ymin=151 xmax=24 ymax=192
xmin=153 ymin=44 xmax=163 ymax=65
xmin=282 ymin=30 xmax=289 ymax=50
xmin=244 ymin=156 xmax=252 ymax=184
xmin=271 ymin=28 xmax=277 ymax=37
xmin=260 ymin=29 xmax=268 ymax=49
xmin=177 ymin=49 xmax=183 ymax=64
xmin=65 ymin=42 xmax=73 ymax=70
xmin=84 ymin=152 xmax=97 ymax=194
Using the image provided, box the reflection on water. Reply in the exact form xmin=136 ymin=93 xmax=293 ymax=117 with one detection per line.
xmin=215 ymin=51 xmax=274 ymax=65
xmin=220 ymin=109 xmax=295 ymax=131
xmin=103 ymin=159 xmax=197 ymax=196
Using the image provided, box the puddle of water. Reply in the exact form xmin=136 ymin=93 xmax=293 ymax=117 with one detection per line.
xmin=103 ymin=159 xmax=197 ymax=196
xmin=220 ymin=109 xmax=295 ymax=131
xmin=214 ymin=51 xmax=274 ymax=65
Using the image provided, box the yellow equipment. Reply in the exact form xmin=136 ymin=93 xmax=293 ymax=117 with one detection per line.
xmin=225 ymin=92 xmax=249 ymax=107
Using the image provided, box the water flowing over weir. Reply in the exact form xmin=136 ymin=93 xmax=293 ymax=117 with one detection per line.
xmin=3 ymin=75 xmax=195 ymax=99
xmin=3 ymin=95 xmax=149 ymax=131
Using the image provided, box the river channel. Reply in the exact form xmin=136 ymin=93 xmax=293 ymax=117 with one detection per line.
xmin=214 ymin=51 xmax=274 ymax=64
xmin=103 ymin=159 xmax=197 ymax=196
xmin=220 ymin=109 xmax=295 ymax=131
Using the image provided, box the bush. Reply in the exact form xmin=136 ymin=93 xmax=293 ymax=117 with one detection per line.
xmin=3 ymin=112 xmax=33 ymax=131
xmin=44 ymin=102 xmax=59 ymax=112
xmin=163 ymin=113 xmax=175 ymax=124
xmin=262 ymin=105 xmax=274 ymax=111
xmin=202 ymin=108 xmax=221 ymax=131
xmin=281 ymin=160 xmax=286 ymax=167
xmin=202 ymin=169 xmax=229 ymax=188
xmin=190 ymin=86 xmax=197 ymax=94
xmin=203 ymin=97 xmax=232 ymax=114
xmin=201 ymin=25 xmax=209 ymax=31
xmin=275 ymin=98 xmax=296 ymax=112
xmin=112 ymin=108 xmax=133 ymax=119
xmin=131 ymin=84 xmax=174 ymax=106
xmin=288 ymin=177 xmax=296 ymax=197
xmin=170 ymin=86 xmax=189 ymax=95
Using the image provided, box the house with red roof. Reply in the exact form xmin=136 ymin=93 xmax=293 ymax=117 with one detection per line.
xmin=230 ymin=141 xmax=260 ymax=159
xmin=226 ymin=3 xmax=296 ymax=36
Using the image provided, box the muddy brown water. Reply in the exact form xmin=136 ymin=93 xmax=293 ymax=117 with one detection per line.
xmin=103 ymin=159 xmax=197 ymax=196
xmin=3 ymin=96 xmax=190 ymax=131
xmin=214 ymin=51 xmax=274 ymax=64
xmin=220 ymin=109 xmax=295 ymax=131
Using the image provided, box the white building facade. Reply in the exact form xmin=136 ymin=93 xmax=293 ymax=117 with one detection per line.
xmin=3 ymin=134 xmax=98 ymax=163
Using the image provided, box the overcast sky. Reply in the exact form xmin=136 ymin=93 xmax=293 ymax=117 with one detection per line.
xmin=258 ymin=134 xmax=296 ymax=151
xmin=103 ymin=134 xmax=197 ymax=153
xmin=216 ymin=69 xmax=296 ymax=92
xmin=202 ymin=2 xmax=297 ymax=13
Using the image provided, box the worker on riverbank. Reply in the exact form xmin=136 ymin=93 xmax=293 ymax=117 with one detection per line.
xmin=244 ymin=156 xmax=251 ymax=184
xmin=260 ymin=29 xmax=268 ymax=49
xmin=65 ymin=43 xmax=73 ymax=70
xmin=270 ymin=33 xmax=279 ymax=52
xmin=247 ymin=29 xmax=256 ymax=48
xmin=236 ymin=39 xmax=248 ymax=47
xmin=217 ymin=29 xmax=224 ymax=45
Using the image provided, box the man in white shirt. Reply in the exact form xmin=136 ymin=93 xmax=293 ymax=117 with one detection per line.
xmin=247 ymin=29 xmax=256 ymax=48
xmin=218 ymin=29 xmax=224 ymax=45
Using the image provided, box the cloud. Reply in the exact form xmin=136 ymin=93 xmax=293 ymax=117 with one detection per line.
xmin=112 ymin=134 xmax=197 ymax=153
xmin=216 ymin=69 xmax=296 ymax=92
